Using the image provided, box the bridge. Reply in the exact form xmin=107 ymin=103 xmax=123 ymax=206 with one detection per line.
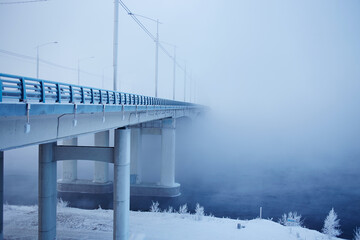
xmin=0 ymin=73 xmax=204 ymax=240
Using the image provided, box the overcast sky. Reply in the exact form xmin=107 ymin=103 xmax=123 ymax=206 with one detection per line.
xmin=1 ymin=0 xmax=360 ymax=154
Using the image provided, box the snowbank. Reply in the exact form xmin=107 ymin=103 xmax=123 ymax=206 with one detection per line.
xmin=3 ymin=204 xmax=346 ymax=240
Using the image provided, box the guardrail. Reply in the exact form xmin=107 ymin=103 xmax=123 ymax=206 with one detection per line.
xmin=0 ymin=73 xmax=192 ymax=107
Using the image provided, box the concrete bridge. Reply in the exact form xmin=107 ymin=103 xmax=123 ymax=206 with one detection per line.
xmin=0 ymin=73 xmax=204 ymax=240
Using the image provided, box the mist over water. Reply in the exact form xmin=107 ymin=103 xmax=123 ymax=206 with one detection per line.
xmin=3 ymin=114 xmax=360 ymax=239
xmin=174 ymin=113 xmax=360 ymax=239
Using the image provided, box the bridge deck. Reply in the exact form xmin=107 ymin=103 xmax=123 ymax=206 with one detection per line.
xmin=0 ymin=73 xmax=201 ymax=151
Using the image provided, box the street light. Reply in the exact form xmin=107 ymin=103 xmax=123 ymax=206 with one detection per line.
xmin=161 ymin=41 xmax=177 ymax=100
xmin=36 ymin=41 xmax=58 ymax=79
xmin=114 ymin=0 xmax=119 ymax=91
xmin=129 ymin=12 xmax=162 ymax=97
xmin=78 ymin=56 xmax=94 ymax=85
xmin=184 ymin=61 xmax=187 ymax=102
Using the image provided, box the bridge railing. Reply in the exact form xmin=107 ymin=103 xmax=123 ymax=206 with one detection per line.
xmin=0 ymin=73 xmax=193 ymax=107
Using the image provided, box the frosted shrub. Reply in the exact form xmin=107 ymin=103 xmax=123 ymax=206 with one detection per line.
xmin=163 ymin=206 xmax=174 ymax=213
xmin=354 ymin=227 xmax=360 ymax=240
xmin=57 ymin=198 xmax=69 ymax=209
xmin=322 ymin=208 xmax=341 ymax=239
xmin=150 ymin=201 xmax=160 ymax=213
xmin=194 ymin=203 xmax=204 ymax=221
xmin=278 ymin=212 xmax=303 ymax=227
xmin=178 ymin=204 xmax=188 ymax=215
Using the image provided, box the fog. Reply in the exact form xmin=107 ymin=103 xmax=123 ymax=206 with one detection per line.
xmin=1 ymin=0 xmax=360 ymax=238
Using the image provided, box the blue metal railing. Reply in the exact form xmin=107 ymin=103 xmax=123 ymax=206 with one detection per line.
xmin=0 ymin=73 xmax=193 ymax=107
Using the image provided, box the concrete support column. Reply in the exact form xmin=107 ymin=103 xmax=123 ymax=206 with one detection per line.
xmin=0 ymin=151 xmax=3 ymax=240
xmin=160 ymin=118 xmax=176 ymax=187
xmin=94 ymin=131 xmax=110 ymax=183
xmin=113 ymin=128 xmax=130 ymax=240
xmin=62 ymin=138 xmax=77 ymax=182
xmin=39 ymin=142 xmax=57 ymax=240
xmin=130 ymin=128 xmax=142 ymax=184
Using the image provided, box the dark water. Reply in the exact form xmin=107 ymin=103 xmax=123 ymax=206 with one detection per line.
xmin=129 ymin=164 xmax=360 ymax=240
xmin=3 ymin=117 xmax=360 ymax=239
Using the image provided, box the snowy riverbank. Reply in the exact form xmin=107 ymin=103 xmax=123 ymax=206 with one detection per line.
xmin=3 ymin=204 xmax=346 ymax=240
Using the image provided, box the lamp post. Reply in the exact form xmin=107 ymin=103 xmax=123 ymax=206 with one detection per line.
xmin=113 ymin=0 xmax=119 ymax=91
xmin=184 ymin=62 xmax=187 ymax=102
xmin=77 ymin=56 xmax=94 ymax=85
xmin=161 ymin=41 xmax=177 ymax=100
xmin=36 ymin=41 xmax=58 ymax=79
xmin=189 ymin=70 xmax=192 ymax=102
xmin=129 ymin=12 xmax=162 ymax=97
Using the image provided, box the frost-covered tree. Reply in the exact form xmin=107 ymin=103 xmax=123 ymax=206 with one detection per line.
xmin=57 ymin=198 xmax=69 ymax=209
xmin=354 ymin=227 xmax=360 ymax=240
xmin=178 ymin=204 xmax=188 ymax=215
xmin=322 ymin=208 xmax=341 ymax=239
xmin=150 ymin=201 xmax=160 ymax=213
xmin=194 ymin=203 xmax=204 ymax=221
xmin=278 ymin=212 xmax=303 ymax=227
xmin=163 ymin=206 xmax=174 ymax=213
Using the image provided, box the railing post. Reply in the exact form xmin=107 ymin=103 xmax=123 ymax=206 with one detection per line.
xmin=20 ymin=78 xmax=27 ymax=102
xmin=99 ymin=90 xmax=103 ymax=104
xmin=114 ymin=91 xmax=117 ymax=104
xmin=0 ymin=80 xmax=2 ymax=103
xmin=56 ymin=84 xmax=61 ymax=103
xmin=90 ymin=89 xmax=94 ymax=104
xmin=106 ymin=91 xmax=110 ymax=104
xmin=81 ymin=87 xmax=85 ymax=103
xmin=69 ymin=85 xmax=74 ymax=103
xmin=40 ymin=81 xmax=46 ymax=103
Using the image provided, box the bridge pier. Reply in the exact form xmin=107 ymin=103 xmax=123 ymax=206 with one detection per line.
xmin=58 ymin=133 xmax=113 ymax=209
xmin=62 ymin=138 xmax=78 ymax=182
xmin=160 ymin=118 xmax=176 ymax=187
xmin=130 ymin=127 xmax=142 ymax=184
xmin=0 ymin=151 xmax=3 ymax=240
xmin=114 ymin=128 xmax=130 ymax=240
xmin=94 ymin=131 xmax=110 ymax=183
xmin=38 ymin=142 xmax=57 ymax=240
xmin=130 ymin=118 xmax=180 ymax=197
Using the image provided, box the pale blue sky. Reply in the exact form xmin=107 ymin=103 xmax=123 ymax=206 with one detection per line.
xmin=1 ymin=0 xmax=360 ymax=143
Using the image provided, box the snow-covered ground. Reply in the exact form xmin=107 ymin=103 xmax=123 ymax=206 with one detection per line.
xmin=3 ymin=204 xmax=345 ymax=240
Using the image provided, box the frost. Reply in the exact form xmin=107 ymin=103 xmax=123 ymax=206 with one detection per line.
xmin=194 ymin=203 xmax=204 ymax=221
xmin=353 ymin=227 xmax=360 ymax=240
xmin=150 ymin=201 xmax=160 ymax=213
xmin=322 ymin=208 xmax=341 ymax=239
xmin=178 ymin=204 xmax=188 ymax=215
xmin=278 ymin=212 xmax=303 ymax=227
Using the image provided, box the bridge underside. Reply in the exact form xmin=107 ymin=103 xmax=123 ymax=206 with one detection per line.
xmin=0 ymin=103 xmax=197 ymax=151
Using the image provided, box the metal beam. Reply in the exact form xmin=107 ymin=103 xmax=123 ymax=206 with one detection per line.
xmin=55 ymin=146 xmax=114 ymax=163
